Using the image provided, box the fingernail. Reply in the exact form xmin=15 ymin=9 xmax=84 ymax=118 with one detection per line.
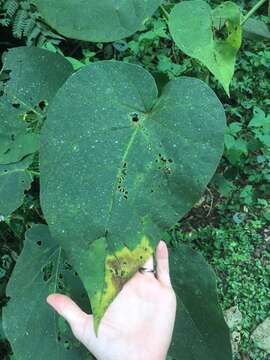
xmin=157 ymin=240 xmax=167 ymax=257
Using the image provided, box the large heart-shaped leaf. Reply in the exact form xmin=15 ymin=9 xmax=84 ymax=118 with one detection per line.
xmin=168 ymin=245 xmax=232 ymax=360
xmin=3 ymin=224 xmax=94 ymax=360
xmin=34 ymin=0 xmax=162 ymax=42
xmin=168 ymin=0 xmax=242 ymax=95
xmin=40 ymin=61 xmax=226 ymax=330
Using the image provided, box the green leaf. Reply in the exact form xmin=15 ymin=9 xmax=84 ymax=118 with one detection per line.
xmin=263 ymin=208 xmax=270 ymax=221
xmin=168 ymin=245 xmax=232 ymax=360
xmin=40 ymin=60 xmax=226 ymax=331
xmin=243 ymin=18 xmax=270 ymax=40
xmin=168 ymin=0 xmax=242 ymax=95
xmin=0 ymin=133 xmax=39 ymax=164
xmin=0 ymin=156 xmax=33 ymax=217
xmin=0 ymin=46 xmax=73 ymax=164
xmin=248 ymin=107 xmax=270 ymax=129
xmin=3 ymin=224 xmax=93 ymax=360
xmin=34 ymin=0 xmax=162 ymax=42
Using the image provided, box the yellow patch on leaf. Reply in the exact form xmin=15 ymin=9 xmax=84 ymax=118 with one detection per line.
xmin=91 ymin=236 xmax=153 ymax=334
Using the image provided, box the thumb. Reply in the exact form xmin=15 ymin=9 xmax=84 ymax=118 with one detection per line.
xmin=156 ymin=240 xmax=172 ymax=287
xmin=47 ymin=294 xmax=94 ymax=344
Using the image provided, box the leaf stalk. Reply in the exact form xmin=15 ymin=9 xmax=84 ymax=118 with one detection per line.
xmin=241 ymin=0 xmax=268 ymax=26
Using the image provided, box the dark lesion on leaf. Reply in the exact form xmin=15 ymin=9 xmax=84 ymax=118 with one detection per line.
xmin=212 ymin=16 xmax=231 ymax=41
xmin=42 ymin=261 xmax=54 ymax=282
xmin=11 ymin=102 xmax=20 ymax=109
xmin=107 ymin=257 xmax=127 ymax=289
xmin=37 ymin=99 xmax=48 ymax=112
xmin=156 ymin=153 xmax=174 ymax=175
xmin=117 ymin=161 xmax=128 ymax=199
xmin=130 ymin=112 xmax=140 ymax=123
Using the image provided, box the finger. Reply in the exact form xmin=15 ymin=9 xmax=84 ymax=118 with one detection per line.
xmin=143 ymin=255 xmax=154 ymax=270
xmin=46 ymin=294 xmax=94 ymax=343
xmin=138 ymin=255 xmax=156 ymax=277
xmin=156 ymin=241 xmax=171 ymax=287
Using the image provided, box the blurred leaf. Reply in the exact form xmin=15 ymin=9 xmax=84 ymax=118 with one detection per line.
xmin=65 ymin=57 xmax=85 ymax=71
xmin=248 ymin=107 xmax=270 ymax=129
xmin=168 ymin=245 xmax=232 ymax=360
xmin=0 ymin=46 xmax=73 ymax=164
xmin=3 ymin=224 xmax=93 ymax=360
xmin=34 ymin=0 xmax=162 ymax=42
xmin=263 ymin=208 xmax=270 ymax=221
xmin=233 ymin=212 xmax=246 ymax=224
xmin=243 ymin=18 xmax=270 ymax=40
xmin=213 ymin=174 xmax=235 ymax=197
xmin=0 ymin=156 xmax=33 ymax=217
xmin=168 ymin=0 xmax=242 ymax=95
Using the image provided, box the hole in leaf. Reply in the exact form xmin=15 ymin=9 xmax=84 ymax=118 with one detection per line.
xmin=36 ymin=240 xmax=42 ymax=246
xmin=38 ymin=100 xmax=47 ymax=111
xmin=213 ymin=18 xmax=228 ymax=41
xmin=64 ymin=261 xmax=72 ymax=271
xmin=42 ymin=261 xmax=53 ymax=282
xmin=64 ymin=340 xmax=71 ymax=350
xmin=131 ymin=112 xmax=139 ymax=122
xmin=12 ymin=103 xmax=20 ymax=109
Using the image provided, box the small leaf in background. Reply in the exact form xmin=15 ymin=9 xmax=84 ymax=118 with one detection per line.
xmin=213 ymin=173 xmax=236 ymax=197
xmin=113 ymin=40 xmax=128 ymax=52
xmin=0 ymin=46 xmax=73 ymax=215
xmin=168 ymin=0 xmax=242 ymax=95
xmin=248 ymin=107 xmax=270 ymax=147
xmin=248 ymin=107 xmax=270 ymax=129
xmin=0 ymin=156 xmax=33 ymax=217
xmin=252 ymin=317 xmax=270 ymax=352
xmin=40 ymin=60 xmax=226 ymax=331
xmin=0 ymin=133 xmax=39 ymax=165
xmin=34 ymin=0 xmax=163 ymax=42
xmin=3 ymin=224 xmax=93 ymax=360
xmin=65 ymin=57 xmax=85 ymax=70
xmin=168 ymin=245 xmax=232 ymax=360
xmin=243 ymin=18 xmax=270 ymax=41
xmin=233 ymin=212 xmax=246 ymax=224
xmin=263 ymin=208 xmax=270 ymax=221
xmin=240 ymin=185 xmax=254 ymax=205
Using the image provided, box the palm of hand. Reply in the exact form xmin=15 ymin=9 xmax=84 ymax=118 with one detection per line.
xmin=47 ymin=241 xmax=176 ymax=360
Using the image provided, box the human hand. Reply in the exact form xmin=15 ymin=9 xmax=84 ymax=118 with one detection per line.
xmin=47 ymin=240 xmax=177 ymax=360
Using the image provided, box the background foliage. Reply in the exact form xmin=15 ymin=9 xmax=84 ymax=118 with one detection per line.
xmin=0 ymin=0 xmax=269 ymax=359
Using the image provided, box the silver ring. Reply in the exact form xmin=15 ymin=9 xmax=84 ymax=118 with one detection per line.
xmin=139 ymin=267 xmax=156 ymax=274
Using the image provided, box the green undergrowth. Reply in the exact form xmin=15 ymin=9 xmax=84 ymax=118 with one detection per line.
xmin=0 ymin=0 xmax=269 ymax=359
xmin=171 ymin=219 xmax=270 ymax=360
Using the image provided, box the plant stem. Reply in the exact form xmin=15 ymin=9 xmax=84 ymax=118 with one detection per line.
xmin=160 ymin=5 xmax=169 ymax=20
xmin=241 ymin=0 xmax=268 ymax=26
